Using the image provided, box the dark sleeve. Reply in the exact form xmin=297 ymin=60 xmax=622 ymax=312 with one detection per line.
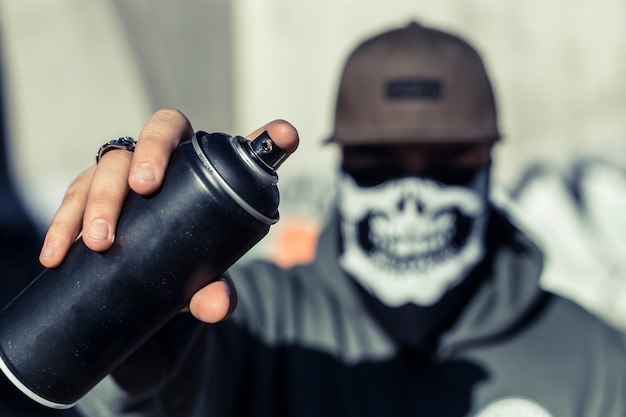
xmin=72 ymin=312 xmax=213 ymax=417
xmin=110 ymin=314 xmax=205 ymax=402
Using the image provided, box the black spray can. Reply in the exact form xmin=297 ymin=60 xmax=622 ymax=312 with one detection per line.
xmin=0 ymin=130 xmax=288 ymax=409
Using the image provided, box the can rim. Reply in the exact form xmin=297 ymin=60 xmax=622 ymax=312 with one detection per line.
xmin=192 ymin=134 xmax=279 ymax=225
xmin=0 ymin=354 xmax=76 ymax=409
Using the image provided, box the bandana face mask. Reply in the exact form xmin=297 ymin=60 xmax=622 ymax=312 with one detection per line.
xmin=337 ymin=168 xmax=490 ymax=307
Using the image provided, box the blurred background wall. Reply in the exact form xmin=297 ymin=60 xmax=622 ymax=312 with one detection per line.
xmin=1 ymin=0 xmax=626 ymax=326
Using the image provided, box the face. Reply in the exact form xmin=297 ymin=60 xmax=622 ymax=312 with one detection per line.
xmin=337 ymin=142 xmax=493 ymax=307
xmin=340 ymin=142 xmax=492 ymax=181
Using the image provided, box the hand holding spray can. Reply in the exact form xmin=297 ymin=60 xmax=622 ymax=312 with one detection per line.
xmin=0 ymin=127 xmax=297 ymax=408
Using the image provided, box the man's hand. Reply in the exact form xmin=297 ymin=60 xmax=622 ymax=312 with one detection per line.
xmin=38 ymin=108 xmax=299 ymax=323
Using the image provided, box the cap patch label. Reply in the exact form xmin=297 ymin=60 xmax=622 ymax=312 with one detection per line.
xmin=385 ymin=78 xmax=442 ymax=100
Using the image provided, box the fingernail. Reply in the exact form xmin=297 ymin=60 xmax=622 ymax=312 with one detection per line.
xmin=132 ymin=163 xmax=156 ymax=183
xmin=40 ymin=242 xmax=58 ymax=259
xmin=87 ymin=219 xmax=111 ymax=241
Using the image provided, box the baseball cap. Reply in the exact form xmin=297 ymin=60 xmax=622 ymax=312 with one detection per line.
xmin=328 ymin=21 xmax=501 ymax=145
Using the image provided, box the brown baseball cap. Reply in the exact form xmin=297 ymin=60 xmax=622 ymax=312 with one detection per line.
xmin=328 ymin=21 xmax=501 ymax=145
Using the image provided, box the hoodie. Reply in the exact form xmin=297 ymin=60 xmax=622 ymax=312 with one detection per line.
xmin=79 ymin=209 xmax=626 ymax=417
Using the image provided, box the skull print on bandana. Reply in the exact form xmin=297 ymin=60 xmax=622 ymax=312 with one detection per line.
xmin=337 ymin=168 xmax=490 ymax=307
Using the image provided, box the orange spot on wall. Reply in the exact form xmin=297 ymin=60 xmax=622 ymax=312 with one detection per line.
xmin=270 ymin=217 xmax=321 ymax=267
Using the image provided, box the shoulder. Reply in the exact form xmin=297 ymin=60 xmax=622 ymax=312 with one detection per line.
xmin=228 ymin=259 xmax=338 ymax=325
xmin=540 ymin=293 xmax=626 ymax=355
xmin=227 ymin=258 xmax=395 ymax=361
xmin=230 ymin=258 xmax=320 ymax=293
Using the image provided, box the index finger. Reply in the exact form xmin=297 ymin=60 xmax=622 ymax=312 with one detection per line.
xmin=129 ymin=108 xmax=194 ymax=195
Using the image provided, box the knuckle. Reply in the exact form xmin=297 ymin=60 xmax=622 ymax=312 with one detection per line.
xmin=62 ymin=184 xmax=87 ymax=209
xmin=47 ymin=217 xmax=81 ymax=243
xmin=61 ymin=187 xmax=80 ymax=206
xmin=61 ymin=166 xmax=94 ymax=206
xmin=155 ymin=108 xmax=186 ymax=122
xmin=88 ymin=190 xmax=122 ymax=210
xmin=99 ymin=149 xmax=134 ymax=166
xmin=141 ymin=109 xmax=193 ymax=149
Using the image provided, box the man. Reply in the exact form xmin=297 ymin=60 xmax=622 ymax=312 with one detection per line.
xmin=39 ymin=22 xmax=626 ymax=417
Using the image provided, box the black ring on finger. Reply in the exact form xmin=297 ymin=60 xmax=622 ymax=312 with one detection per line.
xmin=96 ymin=137 xmax=137 ymax=164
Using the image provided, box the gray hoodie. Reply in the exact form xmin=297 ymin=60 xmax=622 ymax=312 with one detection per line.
xmin=79 ymin=209 xmax=626 ymax=417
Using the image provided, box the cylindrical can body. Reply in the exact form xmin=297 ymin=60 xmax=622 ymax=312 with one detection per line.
xmin=0 ymin=133 xmax=278 ymax=408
